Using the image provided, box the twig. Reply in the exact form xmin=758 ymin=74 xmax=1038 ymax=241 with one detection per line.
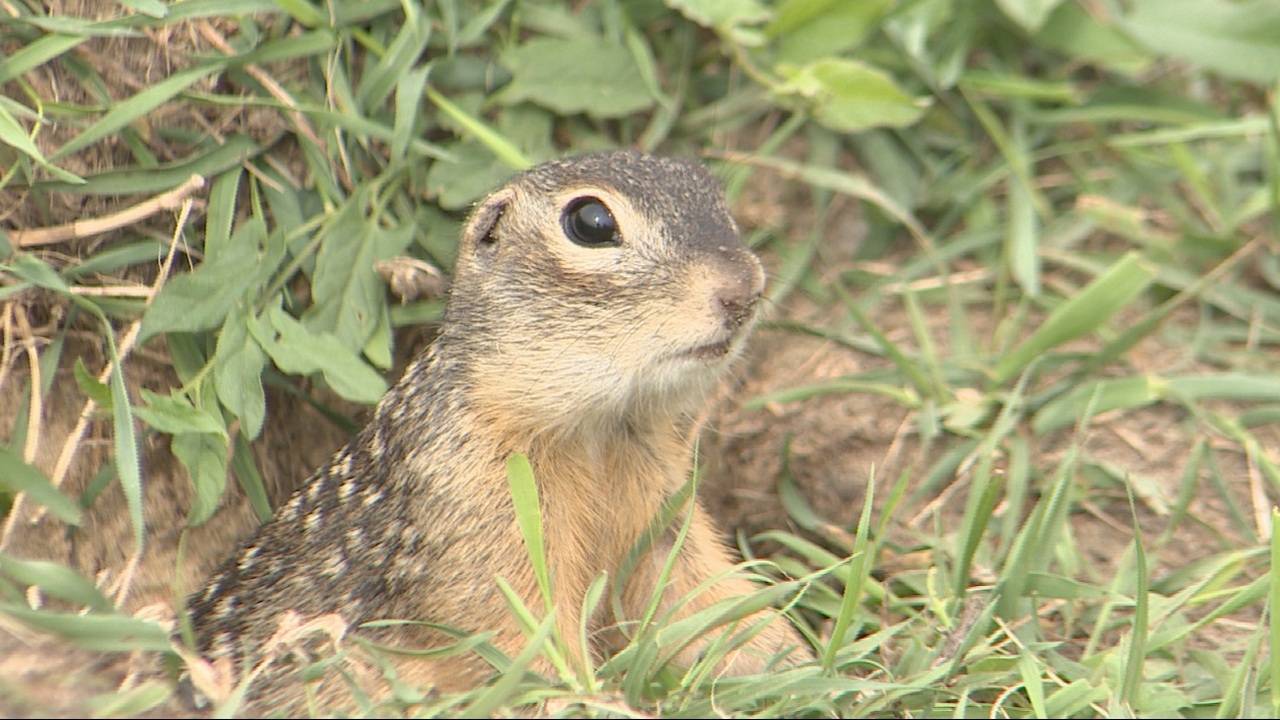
xmin=8 ymin=175 xmax=205 ymax=247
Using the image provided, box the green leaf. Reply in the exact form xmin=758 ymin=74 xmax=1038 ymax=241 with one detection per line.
xmin=461 ymin=605 xmax=557 ymax=718
xmin=84 ymin=680 xmax=171 ymax=718
xmin=0 ymin=34 xmax=86 ymax=86
xmin=767 ymin=0 xmax=892 ymax=64
xmin=505 ymin=453 xmax=552 ymax=613
xmin=425 ymin=141 xmax=521 ymax=210
xmin=993 ymin=0 xmax=1065 ymax=33
xmin=362 ymin=305 xmax=394 ymax=371
xmin=993 ymin=252 xmax=1155 ymax=385
xmin=228 ymin=29 xmax=334 ymax=67
xmin=107 ymin=336 xmax=145 ymax=553
xmin=1120 ymin=485 xmax=1150 ymax=710
xmin=73 ymin=357 xmax=113 ymax=408
xmin=304 ymin=198 xmax=414 ymax=351
xmin=133 ymin=389 xmax=227 ymax=438
xmin=0 ymin=103 xmax=84 ymax=184
xmin=0 ymin=556 xmax=113 ymax=611
xmin=0 ymin=447 xmax=82 ymax=525
xmin=203 ymin=168 xmax=242 ymax=264
xmin=1035 ymin=2 xmax=1154 ymax=76
xmin=117 ymin=0 xmax=168 ymax=18
xmin=498 ymin=37 xmax=655 ymax=119
xmin=231 ymin=434 xmax=273 ymax=523
xmin=52 ymin=62 xmax=225 ymax=160
xmin=61 ymin=239 xmax=171 ymax=279
xmin=1023 ymin=572 xmax=1113 ymax=600
xmin=214 ymin=309 xmax=267 ymax=440
xmin=31 ymin=134 xmax=262 ymax=196
xmin=1166 ymin=373 xmax=1280 ymax=403
xmin=250 ymin=304 xmax=388 ymax=404
xmin=961 ymin=69 xmax=1081 ymax=103
xmin=273 ymin=0 xmax=326 ymax=27
xmin=425 ymin=87 xmax=529 ymax=171
xmin=775 ymin=58 xmax=928 ymax=132
xmin=171 ymin=431 xmax=228 ymax=527
xmin=776 ymin=454 xmax=824 ymax=534
xmin=392 ymin=65 xmax=431 ymax=161
xmin=667 ymin=0 xmax=771 ymax=37
xmin=1123 ymin=0 xmax=1280 ymax=84
xmin=1033 ymin=376 xmax=1162 ymax=435
xmin=4 ymin=253 xmax=70 ymax=293
xmin=0 ymin=604 xmax=172 ymax=652
xmin=1017 ymin=651 xmax=1048 ymax=717
xmin=357 ymin=6 xmax=431 ymax=112
xmin=140 ymin=219 xmax=265 ymax=340
xmin=1045 ymin=680 xmax=1111 ymax=718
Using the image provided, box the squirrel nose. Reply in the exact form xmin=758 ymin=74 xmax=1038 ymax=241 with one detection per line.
xmin=718 ymin=286 xmax=760 ymax=330
xmin=713 ymin=249 xmax=765 ymax=330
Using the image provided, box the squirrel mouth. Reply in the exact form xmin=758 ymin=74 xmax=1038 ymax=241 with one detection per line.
xmin=679 ymin=337 xmax=736 ymax=362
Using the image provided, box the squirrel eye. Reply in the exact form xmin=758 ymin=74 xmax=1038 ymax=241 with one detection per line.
xmin=561 ymin=197 xmax=619 ymax=247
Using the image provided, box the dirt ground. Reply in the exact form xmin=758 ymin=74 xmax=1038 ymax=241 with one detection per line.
xmin=2 ymin=10 xmax=1275 ymax=717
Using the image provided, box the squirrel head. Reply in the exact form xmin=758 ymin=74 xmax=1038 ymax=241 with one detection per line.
xmin=438 ymin=151 xmax=766 ymax=436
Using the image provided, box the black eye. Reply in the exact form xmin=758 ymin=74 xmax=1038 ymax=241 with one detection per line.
xmin=561 ymin=197 xmax=619 ymax=247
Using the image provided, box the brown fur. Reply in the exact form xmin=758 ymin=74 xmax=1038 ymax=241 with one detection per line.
xmin=185 ymin=151 xmax=809 ymax=714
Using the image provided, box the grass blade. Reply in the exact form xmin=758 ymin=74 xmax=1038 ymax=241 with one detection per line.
xmin=52 ymin=62 xmax=226 ymax=160
xmin=993 ymin=251 xmax=1155 ymax=386
xmin=822 ymin=468 xmax=875 ymax=668
xmin=505 ymin=453 xmax=551 ymax=613
xmin=0 ymin=447 xmax=82 ymax=525
xmin=425 ymin=85 xmax=530 ymax=170
xmin=1119 ymin=478 xmax=1150 ymax=712
xmin=0 ymin=555 xmax=113 ymax=611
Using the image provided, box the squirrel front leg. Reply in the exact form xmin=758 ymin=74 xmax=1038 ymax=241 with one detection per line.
xmin=614 ymin=500 xmax=811 ymax=675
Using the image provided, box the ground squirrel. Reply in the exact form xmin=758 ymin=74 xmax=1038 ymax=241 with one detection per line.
xmin=186 ymin=150 xmax=809 ymax=712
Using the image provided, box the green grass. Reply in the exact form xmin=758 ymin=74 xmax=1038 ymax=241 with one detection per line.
xmin=3 ymin=0 xmax=1280 ymax=717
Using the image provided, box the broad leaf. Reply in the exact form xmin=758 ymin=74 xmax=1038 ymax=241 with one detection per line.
xmin=767 ymin=0 xmax=893 ymax=64
xmin=140 ymin=219 xmax=267 ymax=340
xmin=993 ymin=0 xmax=1065 ymax=33
xmin=1124 ymin=0 xmax=1280 ymax=84
xmin=498 ymin=37 xmax=655 ymax=119
xmin=214 ymin=309 xmax=267 ymax=440
xmin=133 ymin=389 xmax=227 ymax=438
xmin=776 ymin=59 xmax=928 ymax=132
xmin=304 ymin=196 xmax=415 ymax=351
xmin=668 ymin=0 xmax=771 ymax=41
xmin=250 ymin=304 xmax=388 ymax=404
xmin=172 ymin=431 xmax=228 ymax=527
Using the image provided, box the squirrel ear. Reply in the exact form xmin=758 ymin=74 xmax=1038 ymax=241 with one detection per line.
xmin=463 ymin=189 xmax=512 ymax=249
